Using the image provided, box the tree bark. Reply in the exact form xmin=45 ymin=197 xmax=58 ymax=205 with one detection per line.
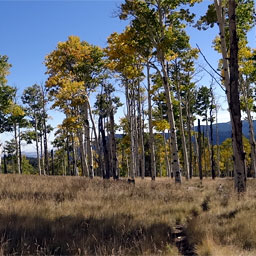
xmin=162 ymin=131 xmax=171 ymax=177
xmin=176 ymin=69 xmax=189 ymax=179
xmin=198 ymin=119 xmax=203 ymax=180
xmin=161 ymin=61 xmax=181 ymax=183
xmin=43 ymin=119 xmax=49 ymax=175
xmin=35 ymin=116 xmax=41 ymax=175
xmin=51 ymin=149 xmax=54 ymax=175
xmin=3 ymin=152 xmax=7 ymax=174
xmin=99 ymin=115 xmax=110 ymax=179
xmin=210 ymin=87 xmax=216 ymax=179
xmin=155 ymin=1 xmax=181 ymax=182
xmin=186 ymin=100 xmax=193 ymax=179
xmin=147 ymin=63 xmax=156 ymax=180
xmin=71 ymin=133 xmax=78 ymax=176
xmin=84 ymin=102 xmax=92 ymax=177
xmin=215 ymin=0 xmax=246 ymax=191
xmin=14 ymin=122 xmax=21 ymax=174
xmin=229 ymin=0 xmax=246 ymax=192
xmin=110 ymin=108 xmax=118 ymax=179
xmin=78 ymin=129 xmax=88 ymax=176
xmin=18 ymin=126 xmax=22 ymax=174
xmin=137 ymin=81 xmax=145 ymax=179
xmin=215 ymin=105 xmax=221 ymax=176
xmin=240 ymin=79 xmax=256 ymax=177
xmin=246 ymin=108 xmax=256 ymax=177
xmin=40 ymin=132 xmax=45 ymax=175
xmin=168 ymin=130 xmax=173 ymax=178
xmin=87 ymin=98 xmax=98 ymax=178
xmin=66 ymin=136 xmax=71 ymax=175
xmin=41 ymin=85 xmax=49 ymax=175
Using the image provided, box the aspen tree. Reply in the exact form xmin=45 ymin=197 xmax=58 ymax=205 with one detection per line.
xmin=45 ymin=36 xmax=104 ymax=177
xmin=119 ymin=0 xmax=200 ymax=182
xmin=106 ymin=29 xmax=144 ymax=180
xmin=22 ymin=85 xmax=44 ymax=175
xmin=198 ymin=0 xmax=254 ymax=191
xmin=0 ymin=55 xmax=15 ymax=170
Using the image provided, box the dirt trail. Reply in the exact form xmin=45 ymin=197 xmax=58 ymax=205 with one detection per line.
xmin=172 ymin=225 xmax=197 ymax=256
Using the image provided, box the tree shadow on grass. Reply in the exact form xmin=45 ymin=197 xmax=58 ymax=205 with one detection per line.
xmin=0 ymin=213 xmax=174 ymax=255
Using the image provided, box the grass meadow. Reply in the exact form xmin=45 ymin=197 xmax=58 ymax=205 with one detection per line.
xmin=0 ymin=175 xmax=255 ymax=255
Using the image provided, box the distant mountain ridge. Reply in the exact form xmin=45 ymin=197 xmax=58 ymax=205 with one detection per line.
xmin=195 ymin=120 xmax=255 ymax=145
xmin=23 ymin=120 xmax=254 ymax=157
xmin=116 ymin=120 xmax=253 ymax=146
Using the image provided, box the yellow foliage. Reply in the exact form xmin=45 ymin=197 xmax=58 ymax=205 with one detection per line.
xmin=6 ymin=103 xmax=25 ymax=117
xmin=105 ymin=27 xmax=144 ymax=79
xmin=152 ymin=119 xmax=170 ymax=131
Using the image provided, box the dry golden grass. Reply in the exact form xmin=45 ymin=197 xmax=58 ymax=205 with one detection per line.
xmin=0 ymin=175 xmax=255 ymax=255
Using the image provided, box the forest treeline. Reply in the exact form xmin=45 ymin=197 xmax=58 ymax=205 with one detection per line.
xmin=0 ymin=0 xmax=255 ymax=192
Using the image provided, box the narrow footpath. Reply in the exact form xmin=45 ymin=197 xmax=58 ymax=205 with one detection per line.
xmin=172 ymin=225 xmax=197 ymax=256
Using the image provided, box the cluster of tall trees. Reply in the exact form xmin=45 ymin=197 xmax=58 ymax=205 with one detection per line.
xmin=0 ymin=0 xmax=255 ymax=192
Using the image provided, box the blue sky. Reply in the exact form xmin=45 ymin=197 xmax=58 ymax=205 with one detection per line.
xmin=0 ymin=0 xmax=255 ymax=151
xmin=0 ymin=0 xmax=128 ymax=142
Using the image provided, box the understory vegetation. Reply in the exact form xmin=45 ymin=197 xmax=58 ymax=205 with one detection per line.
xmin=0 ymin=175 xmax=255 ymax=255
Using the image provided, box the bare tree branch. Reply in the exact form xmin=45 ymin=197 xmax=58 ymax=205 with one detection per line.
xmin=196 ymin=44 xmax=224 ymax=79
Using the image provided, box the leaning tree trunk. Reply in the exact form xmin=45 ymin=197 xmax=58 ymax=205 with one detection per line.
xmin=186 ymin=99 xmax=193 ymax=179
xmin=161 ymin=60 xmax=181 ymax=183
xmin=176 ymin=75 xmax=189 ymax=180
xmin=87 ymin=98 xmax=98 ymax=178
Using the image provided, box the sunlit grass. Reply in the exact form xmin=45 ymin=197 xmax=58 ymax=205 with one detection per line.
xmin=0 ymin=175 xmax=255 ymax=255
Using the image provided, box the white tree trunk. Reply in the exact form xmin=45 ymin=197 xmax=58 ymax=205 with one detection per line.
xmin=215 ymin=0 xmax=246 ymax=191
xmin=161 ymin=61 xmax=181 ymax=183
xmin=246 ymin=108 xmax=256 ymax=177
xmin=176 ymin=79 xmax=189 ymax=179
xmin=162 ymin=131 xmax=171 ymax=177
xmin=78 ymin=129 xmax=88 ymax=176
